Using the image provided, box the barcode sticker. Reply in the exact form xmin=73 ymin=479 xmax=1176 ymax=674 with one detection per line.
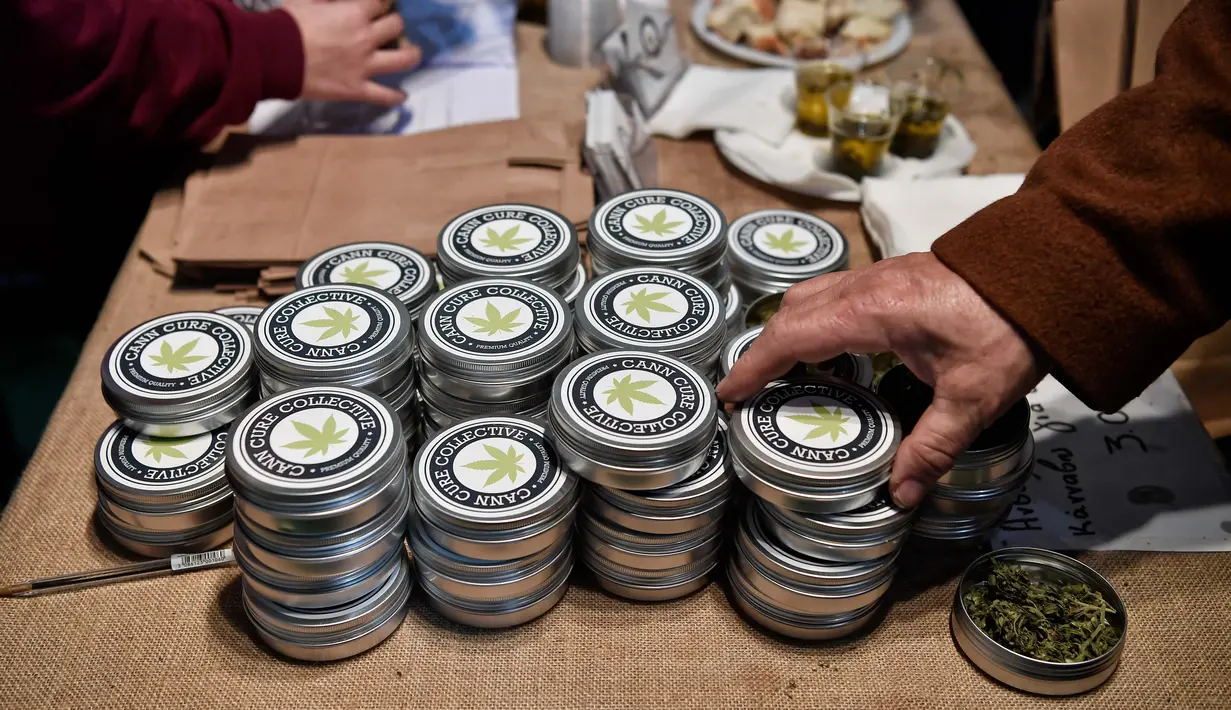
xmin=170 ymin=548 xmax=235 ymax=572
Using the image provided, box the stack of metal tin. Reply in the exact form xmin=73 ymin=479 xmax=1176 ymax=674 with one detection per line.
xmin=253 ymin=284 xmax=419 ymax=447
xmin=876 ymin=366 xmax=1034 ymax=546
xmin=416 ymin=278 xmax=574 ymax=434
xmin=725 ymin=209 xmax=849 ymax=301
xmin=410 ymin=416 xmax=578 ymax=628
xmin=227 ymin=386 xmax=411 ymax=661
xmin=547 ymin=350 xmax=724 ymax=601
xmin=436 ymin=204 xmax=581 ymax=296
xmin=720 ymin=325 xmax=875 ymax=388
xmin=728 ymin=375 xmax=905 ymax=638
xmin=214 ymin=305 xmax=264 ymax=332
xmin=573 ymin=267 xmax=726 ymax=381
xmin=588 ymin=188 xmax=730 ymax=295
xmin=296 ymin=242 xmax=438 ymax=323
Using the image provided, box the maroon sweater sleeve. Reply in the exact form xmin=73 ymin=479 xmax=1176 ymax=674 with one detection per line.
xmin=4 ymin=0 xmax=304 ymax=145
xmin=932 ymin=0 xmax=1231 ymax=412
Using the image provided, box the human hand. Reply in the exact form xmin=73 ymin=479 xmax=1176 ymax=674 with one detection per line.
xmin=284 ymin=0 xmax=421 ymax=106
xmin=717 ymin=252 xmax=1042 ymax=509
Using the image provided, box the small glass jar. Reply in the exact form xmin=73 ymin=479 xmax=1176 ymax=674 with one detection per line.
xmin=891 ymin=57 xmax=964 ymax=160
xmin=825 ymin=80 xmax=906 ymax=180
xmin=795 ymin=61 xmax=856 ymax=137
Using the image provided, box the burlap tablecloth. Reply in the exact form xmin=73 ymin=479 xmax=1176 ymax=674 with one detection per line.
xmin=3 ymin=2 xmax=1230 ymax=707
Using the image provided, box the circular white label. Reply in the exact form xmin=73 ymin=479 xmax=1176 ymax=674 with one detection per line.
xmin=290 ymin=301 xmax=373 ymax=346
xmin=752 ymin=224 xmax=820 ymax=259
xmin=452 ymin=437 xmax=536 ymax=494
xmin=130 ymin=431 xmax=213 ymax=469
xmin=620 ymin=204 xmax=694 ymax=243
xmin=139 ymin=332 xmax=220 ymax=380
xmin=327 ymin=256 xmax=403 ymax=290
xmin=612 ymin=284 xmax=689 ymax=328
xmin=469 ymin=219 xmax=544 ymax=257
xmin=594 ymin=369 xmax=678 ymax=422
xmin=269 ymin=407 xmax=360 ymax=464
xmin=774 ymin=395 xmax=862 ymax=449
xmin=455 ymin=295 xmax=534 ymax=343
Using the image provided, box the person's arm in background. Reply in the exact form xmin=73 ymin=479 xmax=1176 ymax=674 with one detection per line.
xmin=720 ymin=0 xmax=1231 ymax=508
xmin=2 ymin=0 xmax=420 ymax=145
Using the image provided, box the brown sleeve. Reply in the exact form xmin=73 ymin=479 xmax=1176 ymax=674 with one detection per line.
xmin=932 ymin=0 xmax=1231 ymax=412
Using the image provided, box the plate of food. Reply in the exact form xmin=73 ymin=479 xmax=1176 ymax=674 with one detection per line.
xmin=692 ymin=0 xmax=912 ymax=69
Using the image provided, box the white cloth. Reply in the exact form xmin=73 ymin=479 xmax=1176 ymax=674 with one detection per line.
xmin=859 ymin=173 xmax=1024 ymax=256
xmin=648 ymin=65 xmax=797 ymax=146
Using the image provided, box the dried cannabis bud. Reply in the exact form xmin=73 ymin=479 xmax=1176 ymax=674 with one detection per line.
xmin=963 ymin=561 xmax=1122 ymax=663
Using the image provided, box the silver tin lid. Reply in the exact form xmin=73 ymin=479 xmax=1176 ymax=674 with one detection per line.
xmin=951 ymin=548 xmax=1127 ymax=696
xmin=587 ymin=554 xmax=717 ymax=603
xmin=581 ymin=512 xmax=723 ymax=572
xmin=101 ymin=311 xmax=254 ymax=425
xmin=588 ymin=188 xmax=727 ymax=269
xmin=727 ymin=557 xmax=884 ymax=641
xmin=100 ymin=514 xmax=233 ymax=558
xmin=241 ymin=543 xmax=402 ymax=610
xmin=720 ymin=326 xmax=874 ymax=387
xmin=254 ymin=284 xmax=413 ymax=384
xmin=413 ymin=416 xmax=578 ymax=535
xmin=726 ymin=209 xmax=848 ymax=294
xmin=296 ymin=242 xmax=436 ymax=317
xmin=97 ymin=487 xmax=233 ymax=533
xmin=562 ymin=262 xmax=587 ymax=305
xmin=549 ymin=350 xmax=718 ymax=468
xmin=226 ymin=386 xmax=404 ymax=511
xmin=574 ymin=267 xmax=725 ymax=368
xmin=418 ymin=278 xmax=573 ymax=383
xmin=421 ymin=555 xmax=572 ymax=629
xmin=730 ymin=377 xmax=899 ymax=513
xmin=415 ymin=531 xmax=573 ymax=603
xmin=214 ymin=305 xmax=264 ymax=332
xmin=94 ymin=421 xmax=230 ymax=508
xmin=760 ymin=489 xmax=913 ymax=541
xmin=757 ymin=497 xmax=912 ymax=563
xmin=724 ymin=283 xmax=742 ymax=333
xmin=437 ymin=204 xmax=579 ymax=290
xmin=594 ymin=417 xmax=732 ymax=514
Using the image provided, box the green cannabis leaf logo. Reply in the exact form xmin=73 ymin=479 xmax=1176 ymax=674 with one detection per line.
xmin=621 ymin=288 xmax=677 ymax=324
xmin=602 ymin=375 xmax=665 ymax=416
xmin=763 ymin=229 xmax=806 ymax=254
xmin=787 ymin=402 xmax=852 ymax=442
xmin=139 ymin=436 xmax=197 ymax=463
xmin=148 ymin=338 xmax=209 ymax=374
xmin=302 ymin=306 xmax=361 ymax=342
xmin=339 ymin=260 xmax=390 ymax=287
xmin=281 ymin=415 xmax=350 ymax=458
xmin=464 ymin=301 xmax=524 ymax=337
xmin=480 ymin=225 xmax=532 ymax=252
xmin=465 ymin=444 xmax=526 ymax=487
xmin=633 ymin=209 xmax=684 ymax=237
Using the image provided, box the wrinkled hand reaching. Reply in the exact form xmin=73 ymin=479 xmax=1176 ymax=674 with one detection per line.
xmin=717 ymin=253 xmax=1043 ymax=509
xmin=284 ymin=0 xmax=421 ymax=106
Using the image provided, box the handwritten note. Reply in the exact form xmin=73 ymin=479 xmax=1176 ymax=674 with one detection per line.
xmin=993 ymin=373 xmax=1231 ymax=552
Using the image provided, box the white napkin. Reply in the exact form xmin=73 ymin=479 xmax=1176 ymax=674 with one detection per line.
xmin=648 ymin=65 xmax=796 ymax=146
xmin=859 ymin=173 xmax=1025 ymax=257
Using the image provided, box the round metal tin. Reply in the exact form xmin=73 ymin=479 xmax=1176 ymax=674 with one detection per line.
xmin=726 ymin=209 xmax=848 ymax=297
xmin=724 ymin=283 xmax=742 ymax=336
xmin=98 ymin=509 xmax=233 ymax=557
xmin=233 ymin=504 xmax=406 ymax=582
xmin=244 ymin=549 xmax=411 ymax=662
xmin=927 ymin=450 xmax=1033 ymax=518
xmin=730 ymin=377 xmax=900 ymax=514
xmin=573 ymin=267 xmax=725 ymax=371
xmin=720 ymin=326 xmax=874 ymax=387
xmin=416 ymin=500 xmax=575 ymax=561
xmin=581 ymin=512 xmax=724 ymax=571
xmin=727 ymin=558 xmax=883 ymax=641
xmin=101 ymin=311 xmax=255 ymax=435
xmin=757 ymin=492 xmax=913 ymax=562
xmin=240 ymin=543 xmax=402 ymax=610
xmin=421 ymin=555 xmax=572 ymax=628
xmin=548 ymin=350 xmax=718 ymax=490
xmin=583 ymin=545 xmax=720 ymax=602
xmin=416 ymin=533 xmax=573 ymax=603
xmin=413 ymin=416 xmax=579 ymax=540
xmin=95 ymin=421 xmax=230 ymax=509
xmin=296 ymin=242 xmax=436 ymax=318
xmin=587 ymin=189 xmax=728 ymax=275
xmin=417 ymin=278 xmax=574 ymax=399
xmin=254 ymin=285 xmax=413 ymax=389
xmin=436 ymin=204 xmax=579 ymax=291
xmin=562 ymin=262 xmax=587 ymax=305
xmin=912 ymin=503 xmax=1012 ymax=543
xmin=214 ymin=305 xmax=264 ymax=332
xmin=951 ymin=548 xmax=1127 ymax=696
xmin=97 ymin=487 xmax=233 ymax=534
xmin=743 ymin=292 xmax=783 ymax=329
xmin=226 ymin=386 xmax=405 ymax=516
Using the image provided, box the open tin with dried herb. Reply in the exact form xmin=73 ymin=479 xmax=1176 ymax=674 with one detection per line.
xmin=726 ymin=209 xmax=848 ymax=299
xmin=720 ymin=325 xmax=874 ymax=387
xmin=951 ymin=548 xmax=1127 ymax=695
xmin=574 ymin=266 xmax=726 ymax=380
xmin=588 ymin=188 xmax=729 ymax=293
xmin=102 ymin=311 xmax=256 ymax=436
xmin=437 ymin=204 xmax=580 ymax=293
xmin=730 ymin=376 xmax=900 ymax=514
xmin=296 ymin=242 xmax=437 ymax=321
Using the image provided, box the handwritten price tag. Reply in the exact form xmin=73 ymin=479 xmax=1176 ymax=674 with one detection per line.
xmin=993 ymin=373 xmax=1231 ymax=552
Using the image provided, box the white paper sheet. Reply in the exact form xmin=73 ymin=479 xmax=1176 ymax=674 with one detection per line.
xmin=993 ymin=373 xmax=1231 ymax=551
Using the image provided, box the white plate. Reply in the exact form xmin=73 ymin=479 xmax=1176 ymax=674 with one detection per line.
xmin=714 ymin=112 xmax=975 ymax=203
xmin=690 ymin=0 xmax=913 ymax=70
